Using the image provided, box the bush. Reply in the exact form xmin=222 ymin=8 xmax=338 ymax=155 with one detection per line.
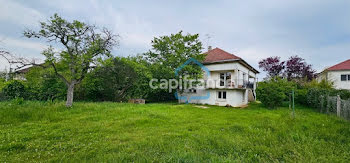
xmin=295 ymin=88 xmax=308 ymax=105
xmin=25 ymin=67 xmax=66 ymax=101
xmin=256 ymin=78 xmax=292 ymax=109
xmin=2 ymin=80 xmax=27 ymax=99
xmin=306 ymin=88 xmax=329 ymax=108
xmin=332 ymin=89 xmax=350 ymax=100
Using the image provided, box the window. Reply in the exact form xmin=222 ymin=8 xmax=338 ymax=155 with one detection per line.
xmin=220 ymin=72 xmax=231 ymax=86
xmin=348 ymin=75 xmax=350 ymax=81
xmin=341 ymin=75 xmax=347 ymax=81
xmin=220 ymin=73 xmax=225 ymax=86
xmin=189 ymin=88 xmax=196 ymax=93
xmin=217 ymin=91 xmax=226 ymax=99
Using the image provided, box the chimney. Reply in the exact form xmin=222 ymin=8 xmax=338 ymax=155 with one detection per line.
xmin=208 ymin=46 xmax=212 ymax=51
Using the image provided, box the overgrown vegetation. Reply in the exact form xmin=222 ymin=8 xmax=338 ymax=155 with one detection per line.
xmin=1 ymin=102 xmax=350 ymax=162
xmin=23 ymin=13 xmax=118 ymax=107
xmin=257 ymin=77 xmax=350 ymax=109
xmin=0 ymin=28 xmax=205 ymax=103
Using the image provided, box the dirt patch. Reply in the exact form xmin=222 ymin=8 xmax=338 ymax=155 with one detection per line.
xmin=194 ymin=105 xmax=209 ymax=109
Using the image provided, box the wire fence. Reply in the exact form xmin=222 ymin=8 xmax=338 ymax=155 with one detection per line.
xmin=316 ymin=95 xmax=350 ymax=120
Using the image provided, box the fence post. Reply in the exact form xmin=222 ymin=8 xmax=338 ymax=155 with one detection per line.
xmin=289 ymin=93 xmax=291 ymax=110
xmin=320 ymin=95 xmax=324 ymax=113
xmin=337 ymin=95 xmax=341 ymax=117
xmin=292 ymin=89 xmax=295 ymax=118
xmin=326 ymin=96 xmax=329 ymax=114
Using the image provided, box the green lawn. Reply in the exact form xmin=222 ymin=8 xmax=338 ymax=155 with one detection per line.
xmin=0 ymin=101 xmax=349 ymax=162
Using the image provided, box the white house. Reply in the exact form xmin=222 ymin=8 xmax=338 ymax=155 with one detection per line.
xmin=317 ymin=59 xmax=350 ymax=90
xmin=179 ymin=48 xmax=259 ymax=107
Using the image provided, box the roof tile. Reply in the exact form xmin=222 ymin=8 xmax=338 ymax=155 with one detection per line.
xmin=203 ymin=48 xmax=240 ymax=63
xmin=327 ymin=59 xmax=350 ymax=71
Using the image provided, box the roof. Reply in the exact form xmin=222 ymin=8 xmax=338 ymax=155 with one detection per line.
xmin=15 ymin=66 xmax=34 ymax=74
xmin=203 ymin=47 xmax=259 ymax=73
xmin=327 ymin=59 xmax=350 ymax=71
xmin=14 ymin=63 xmax=45 ymax=74
xmin=203 ymin=48 xmax=240 ymax=63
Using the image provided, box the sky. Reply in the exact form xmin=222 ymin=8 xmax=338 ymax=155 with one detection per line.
xmin=0 ymin=0 xmax=350 ymax=79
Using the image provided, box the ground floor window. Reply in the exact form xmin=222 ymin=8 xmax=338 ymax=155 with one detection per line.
xmin=218 ymin=91 xmax=226 ymax=99
xmin=341 ymin=74 xmax=350 ymax=81
xmin=189 ymin=88 xmax=196 ymax=93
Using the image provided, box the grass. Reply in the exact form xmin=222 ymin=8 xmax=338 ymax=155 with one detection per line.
xmin=0 ymin=101 xmax=350 ymax=162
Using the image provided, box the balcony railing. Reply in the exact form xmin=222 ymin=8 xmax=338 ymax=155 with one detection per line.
xmin=205 ymin=79 xmax=255 ymax=89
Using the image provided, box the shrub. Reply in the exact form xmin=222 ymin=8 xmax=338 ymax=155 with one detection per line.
xmin=295 ymin=88 xmax=308 ymax=105
xmin=332 ymin=89 xmax=350 ymax=100
xmin=256 ymin=78 xmax=291 ymax=109
xmin=2 ymin=80 xmax=27 ymax=99
xmin=306 ymin=88 xmax=329 ymax=108
xmin=25 ymin=67 xmax=66 ymax=101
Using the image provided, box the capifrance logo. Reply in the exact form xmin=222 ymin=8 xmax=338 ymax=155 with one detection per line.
xmin=148 ymin=58 xmax=211 ymax=103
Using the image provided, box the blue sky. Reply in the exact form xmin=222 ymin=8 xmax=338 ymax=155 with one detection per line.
xmin=0 ymin=0 xmax=350 ymax=79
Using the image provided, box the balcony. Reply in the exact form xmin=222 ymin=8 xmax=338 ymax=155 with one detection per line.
xmin=205 ymin=79 xmax=255 ymax=89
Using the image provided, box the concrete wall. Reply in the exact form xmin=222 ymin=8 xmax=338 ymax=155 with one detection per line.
xmin=179 ymin=89 xmax=248 ymax=107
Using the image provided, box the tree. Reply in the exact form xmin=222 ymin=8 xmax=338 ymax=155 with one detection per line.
xmin=258 ymin=56 xmax=285 ymax=78
xmin=77 ymin=57 xmax=138 ymax=101
xmin=285 ymin=55 xmax=315 ymax=81
xmin=23 ymin=14 xmax=118 ymax=107
xmin=144 ymin=31 xmax=204 ymax=101
xmin=259 ymin=55 xmax=315 ymax=81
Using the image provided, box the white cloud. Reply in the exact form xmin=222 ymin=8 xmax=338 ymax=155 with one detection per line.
xmin=0 ymin=0 xmax=44 ymax=27
xmin=0 ymin=36 xmax=47 ymax=52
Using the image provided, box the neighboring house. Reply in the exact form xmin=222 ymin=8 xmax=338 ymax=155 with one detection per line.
xmin=179 ymin=47 xmax=259 ymax=107
xmin=317 ymin=59 xmax=350 ymax=90
xmin=13 ymin=66 xmax=34 ymax=80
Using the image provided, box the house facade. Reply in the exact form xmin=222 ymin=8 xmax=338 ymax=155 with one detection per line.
xmin=179 ymin=48 xmax=259 ymax=107
xmin=317 ymin=59 xmax=350 ymax=90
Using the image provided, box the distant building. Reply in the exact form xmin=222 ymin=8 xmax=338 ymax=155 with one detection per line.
xmin=317 ymin=59 xmax=350 ymax=90
xmin=13 ymin=64 xmax=43 ymax=80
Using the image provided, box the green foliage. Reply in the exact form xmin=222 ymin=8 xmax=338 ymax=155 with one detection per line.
xmin=145 ymin=31 xmax=204 ymax=95
xmin=306 ymin=88 xmax=330 ymax=108
xmin=76 ymin=56 xmax=152 ymax=102
xmin=256 ymin=77 xmax=340 ymax=108
xmin=2 ymin=80 xmax=27 ymax=99
xmin=0 ymin=78 xmax=6 ymax=101
xmin=24 ymin=13 xmax=118 ymax=106
xmin=1 ymin=102 xmax=350 ymax=162
xmin=25 ymin=66 xmax=66 ymax=101
xmin=10 ymin=97 xmax=25 ymax=105
xmin=256 ymin=78 xmax=295 ymax=109
xmin=123 ymin=56 xmax=153 ymax=99
xmin=306 ymin=87 xmax=350 ymax=108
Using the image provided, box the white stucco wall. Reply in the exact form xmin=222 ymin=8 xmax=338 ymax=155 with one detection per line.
xmin=322 ymin=70 xmax=350 ymax=90
xmin=316 ymin=72 xmax=327 ymax=83
xmin=179 ymin=89 xmax=248 ymax=107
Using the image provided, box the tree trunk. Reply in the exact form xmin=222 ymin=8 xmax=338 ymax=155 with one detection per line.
xmin=66 ymin=83 xmax=75 ymax=107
